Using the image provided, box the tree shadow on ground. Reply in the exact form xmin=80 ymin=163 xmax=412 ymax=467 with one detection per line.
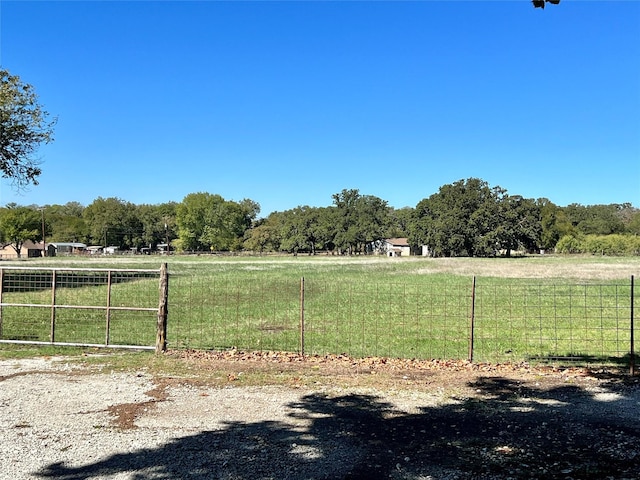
xmin=37 ymin=376 xmax=640 ymax=480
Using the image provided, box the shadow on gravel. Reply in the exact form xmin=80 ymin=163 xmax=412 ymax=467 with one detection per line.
xmin=37 ymin=376 xmax=640 ymax=480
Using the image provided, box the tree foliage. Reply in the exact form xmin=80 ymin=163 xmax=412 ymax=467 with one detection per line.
xmin=410 ymin=178 xmax=542 ymax=257
xmin=3 ymin=179 xmax=638 ymax=257
xmin=0 ymin=205 xmax=42 ymax=258
xmin=0 ymin=69 xmax=56 ymax=188
xmin=42 ymin=202 xmax=88 ymax=243
xmin=176 ymin=193 xmax=259 ymax=252
xmin=332 ymin=189 xmax=389 ymax=254
xmin=83 ymin=197 xmax=141 ymax=249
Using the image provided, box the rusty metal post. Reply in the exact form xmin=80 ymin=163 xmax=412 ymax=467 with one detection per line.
xmin=156 ymin=263 xmax=169 ymax=354
xmin=50 ymin=270 xmax=57 ymax=343
xmin=105 ymin=270 xmax=113 ymax=346
xmin=631 ymin=275 xmax=635 ymax=376
xmin=468 ymin=276 xmax=476 ymax=363
xmin=300 ymin=276 xmax=305 ymax=357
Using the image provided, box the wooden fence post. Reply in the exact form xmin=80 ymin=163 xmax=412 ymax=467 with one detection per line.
xmin=0 ymin=268 xmax=4 ymax=338
xmin=156 ymin=263 xmax=169 ymax=354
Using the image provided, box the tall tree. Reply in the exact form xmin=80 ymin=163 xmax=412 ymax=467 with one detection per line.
xmin=495 ymin=195 xmax=541 ymax=256
xmin=0 ymin=69 xmax=56 ymax=187
xmin=332 ymin=189 xmax=389 ymax=254
xmin=411 ymin=178 xmax=542 ymax=257
xmin=0 ymin=205 xmax=42 ymax=258
xmin=411 ymin=178 xmax=498 ymax=257
xmin=563 ymin=203 xmax=627 ymax=236
xmin=135 ymin=202 xmax=177 ymax=249
xmin=43 ymin=202 xmax=88 ymax=243
xmin=83 ymin=197 xmax=141 ymax=249
xmin=387 ymin=207 xmax=414 ymax=239
xmin=176 ymin=193 xmax=258 ymax=252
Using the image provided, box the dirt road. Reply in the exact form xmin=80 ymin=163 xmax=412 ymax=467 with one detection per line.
xmin=1 ymin=354 xmax=639 ymax=479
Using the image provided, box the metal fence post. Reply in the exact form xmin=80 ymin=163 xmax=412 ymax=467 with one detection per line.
xmin=300 ymin=276 xmax=305 ymax=357
xmin=631 ymin=275 xmax=635 ymax=376
xmin=50 ymin=270 xmax=57 ymax=343
xmin=156 ymin=263 xmax=169 ymax=354
xmin=105 ymin=270 xmax=113 ymax=346
xmin=468 ymin=276 xmax=476 ymax=363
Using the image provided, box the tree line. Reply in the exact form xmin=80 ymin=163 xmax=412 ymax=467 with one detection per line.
xmin=1 ymin=178 xmax=638 ymax=258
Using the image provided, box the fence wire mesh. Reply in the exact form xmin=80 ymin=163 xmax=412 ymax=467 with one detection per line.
xmin=168 ymin=275 xmax=638 ymax=367
xmin=1 ymin=265 xmax=637 ymax=368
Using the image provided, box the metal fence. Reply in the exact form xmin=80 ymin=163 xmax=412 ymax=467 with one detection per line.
xmin=168 ymin=274 xmax=638 ymax=371
xmin=0 ymin=264 xmax=637 ymax=371
xmin=0 ymin=265 xmax=163 ymax=350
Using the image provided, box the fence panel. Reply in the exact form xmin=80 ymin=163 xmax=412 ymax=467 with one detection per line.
xmin=168 ymin=273 xmax=301 ymax=352
xmin=473 ymin=281 xmax=634 ymax=364
xmin=303 ymin=279 xmax=471 ymax=359
xmin=167 ymin=274 xmax=637 ymax=368
xmin=0 ymin=266 xmax=161 ymax=349
xmin=2 ymin=265 xmax=637 ymax=370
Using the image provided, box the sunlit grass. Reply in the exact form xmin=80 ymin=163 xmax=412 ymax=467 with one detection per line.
xmin=1 ymin=255 xmax=638 ymax=365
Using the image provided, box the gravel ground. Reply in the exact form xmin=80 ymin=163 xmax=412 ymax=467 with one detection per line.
xmin=1 ymin=356 xmax=640 ymax=480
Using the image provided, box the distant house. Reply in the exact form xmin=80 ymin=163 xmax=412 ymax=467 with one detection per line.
xmin=157 ymin=243 xmax=172 ymax=254
xmin=0 ymin=240 xmax=45 ymax=259
xmin=373 ymin=238 xmax=411 ymax=257
xmin=47 ymin=242 xmax=87 ymax=257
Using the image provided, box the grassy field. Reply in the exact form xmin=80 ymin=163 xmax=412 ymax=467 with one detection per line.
xmin=0 ymin=254 xmax=638 ymax=365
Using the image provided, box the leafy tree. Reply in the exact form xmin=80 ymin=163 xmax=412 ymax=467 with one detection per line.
xmin=495 ymin=195 xmax=541 ymax=256
xmin=411 ymin=178 xmax=542 ymax=257
xmin=135 ymin=202 xmax=177 ymax=249
xmin=386 ymin=207 xmax=414 ymax=239
xmin=0 ymin=205 xmax=42 ymax=258
xmin=411 ymin=178 xmax=497 ymax=257
xmin=243 ymin=221 xmax=280 ymax=254
xmin=278 ymin=206 xmax=333 ymax=255
xmin=332 ymin=189 xmax=389 ymax=254
xmin=537 ymin=198 xmax=572 ymax=252
xmin=43 ymin=202 xmax=88 ymax=243
xmin=628 ymin=210 xmax=640 ymax=236
xmin=0 ymin=69 xmax=56 ymax=187
xmin=176 ymin=193 xmax=258 ymax=252
xmin=563 ymin=203 xmax=627 ymax=236
xmin=83 ymin=197 xmax=141 ymax=249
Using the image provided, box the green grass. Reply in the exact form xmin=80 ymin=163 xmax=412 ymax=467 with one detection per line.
xmin=1 ymin=255 xmax=639 ymax=366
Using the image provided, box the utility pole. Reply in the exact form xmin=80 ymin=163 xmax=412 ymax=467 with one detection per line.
xmin=41 ymin=208 xmax=46 ymax=257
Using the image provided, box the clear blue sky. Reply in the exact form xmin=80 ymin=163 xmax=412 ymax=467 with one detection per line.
xmin=1 ymin=0 xmax=638 ymax=217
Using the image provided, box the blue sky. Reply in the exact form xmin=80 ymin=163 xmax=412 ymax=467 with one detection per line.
xmin=1 ymin=0 xmax=638 ymax=217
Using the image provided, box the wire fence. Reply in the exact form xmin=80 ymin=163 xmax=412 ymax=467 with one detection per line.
xmin=0 ymin=264 xmax=637 ymax=371
xmin=169 ymin=273 xmax=638 ymax=370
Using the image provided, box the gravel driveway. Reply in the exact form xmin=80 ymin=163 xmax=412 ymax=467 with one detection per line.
xmin=1 ymin=355 xmax=639 ymax=480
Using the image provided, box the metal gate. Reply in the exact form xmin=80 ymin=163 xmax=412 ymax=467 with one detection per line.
xmin=0 ymin=265 xmax=167 ymax=351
